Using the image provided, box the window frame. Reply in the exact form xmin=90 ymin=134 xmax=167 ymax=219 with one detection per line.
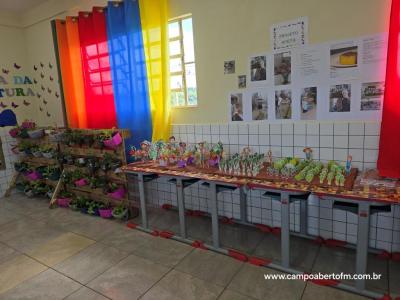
xmin=168 ymin=15 xmax=198 ymax=108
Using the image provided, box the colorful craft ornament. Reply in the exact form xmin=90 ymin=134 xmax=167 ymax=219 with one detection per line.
xmin=345 ymin=155 xmax=352 ymax=175
xmin=13 ymin=63 xmax=21 ymax=69
xmin=129 ymin=140 xmax=151 ymax=161
xmin=2 ymin=68 xmax=9 ymax=74
xmin=303 ymin=147 xmax=313 ymax=160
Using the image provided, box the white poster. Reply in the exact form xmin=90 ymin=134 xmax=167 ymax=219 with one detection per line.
xmin=330 ymin=40 xmax=360 ymax=79
xmin=360 ymin=33 xmax=388 ymax=81
xmin=294 ymin=45 xmax=328 ymax=83
xmin=271 ymin=17 xmax=308 ymax=51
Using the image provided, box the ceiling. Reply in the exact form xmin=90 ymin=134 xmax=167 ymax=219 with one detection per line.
xmin=0 ymin=0 xmax=49 ymax=14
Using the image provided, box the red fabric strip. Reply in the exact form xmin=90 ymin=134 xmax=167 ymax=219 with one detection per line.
xmin=78 ymin=8 xmax=117 ymax=129
xmin=325 ymin=239 xmax=347 ymax=248
xmin=309 ymin=278 xmax=340 ymax=287
xmin=248 ymin=256 xmax=271 ymax=266
xmin=271 ymin=227 xmax=281 ymax=236
xmin=228 ymin=249 xmax=248 ymax=262
xmin=220 ymin=216 xmax=235 ymax=224
xmin=159 ymin=230 xmax=174 ymax=239
xmin=126 ymin=222 xmax=138 ymax=229
xmin=191 ymin=240 xmax=208 ymax=250
xmin=161 ymin=203 xmax=173 ymax=210
xmin=255 ymin=223 xmax=272 ymax=233
xmin=377 ymin=250 xmax=392 ymax=260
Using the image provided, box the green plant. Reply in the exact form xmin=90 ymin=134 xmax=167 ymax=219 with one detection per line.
xmin=59 ymin=190 xmax=74 ymax=198
xmin=40 ymin=145 xmax=53 ymax=153
xmin=112 ymin=204 xmax=126 ymax=216
xmin=70 ymin=169 xmax=86 ymax=181
xmin=76 ymin=195 xmax=90 ymax=209
xmin=42 ymin=165 xmax=61 ymax=180
xmin=18 ymin=140 xmax=33 ymax=152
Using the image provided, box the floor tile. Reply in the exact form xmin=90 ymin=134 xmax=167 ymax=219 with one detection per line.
xmin=218 ymin=289 xmax=256 ymax=300
xmin=389 ymin=260 xmax=400 ymax=296
xmin=6 ymin=226 xmax=65 ymax=253
xmin=54 ymin=243 xmax=128 ymax=284
xmin=175 ymin=248 xmax=243 ymax=287
xmin=67 ymin=217 xmax=125 ymax=241
xmin=220 ymin=223 xmax=266 ymax=254
xmin=169 ymin=216 xmax=213 ymax=244
xmin=302 ymin=282 xmax=368 ymax=299
xmin=99 ymin=227 xmax=152 ymax=253
xmin=252 ymin=234 xmax=320 ymax=272
xmin=146 ymin=208 xmax=180 ymax=231
xmin=228 ymin=265 xmax=306 ymax=300
xmin=0 ymin=269 xmax=81 ymax=300
xmin=0 ymin=218 xmax=46 ymax=242
xmin=0 ymin=209 xmax=18 ymax=226
xmin=0 ymin=242 xmax=19 ymax=265
xmin=132 ymin=235 xmax=193 ymax=267
xmin=29 ymin=232 xmax=95 ymax=266
xmin=64 ymin=287 xmax=109 ymax=300
xmin=87 ymin=254 xmax=170 ymax=300
xmin=141 ymin=269 xmax=223 ymax=300
xmin=0 ymin=254 xmax=47 ymax=294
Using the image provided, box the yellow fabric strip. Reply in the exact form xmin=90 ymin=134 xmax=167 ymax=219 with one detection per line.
xmin=139 ymin=0 xmax=171 ymax=141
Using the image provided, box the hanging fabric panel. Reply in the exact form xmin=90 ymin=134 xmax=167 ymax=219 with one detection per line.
xmin=55 ymin=20 xmax=79 ymax=128
xmin=139 ymin=0 xmax=171 ymax=141
xmin=65 ymin=17 xmax=87 ymax=128
xmin=377 ymin=0 xmax=400 ymax=178
xmin=78 ymin=8 xmax=117 ymax=129
xmin=106 ymin=0 xmax=152 ymax=158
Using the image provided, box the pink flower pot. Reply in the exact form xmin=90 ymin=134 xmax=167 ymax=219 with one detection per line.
xmin=104 ymin=132 xmax=122 ymax=149
xmin=99 ymin=208 xmax=113 ymax=218
xmin=57 ymin=198 xmax=71 ymax=208
xmin=74 ymin=178 xmax=88 ymax=187
xmin=108 ymin=187 xmax=126 ymax=200
xmin=25 ymin=171 xmax=41 ymax=181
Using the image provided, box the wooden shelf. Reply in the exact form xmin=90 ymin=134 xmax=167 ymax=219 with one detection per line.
xmin=61 ymin=146 xmax=124 ymax=160
xmin=22 ymin=156 xmax=58 ymax=165
xmin=68 ymin=185 xmax=128 ymax=204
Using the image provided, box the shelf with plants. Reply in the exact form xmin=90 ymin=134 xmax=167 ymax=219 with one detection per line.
xmin=52 ymin=128 xmax=132 ymax=221
xmin=6 ymin=121 xmax=64 ymax=200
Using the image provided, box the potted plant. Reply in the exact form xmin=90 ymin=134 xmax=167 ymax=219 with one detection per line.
xmin=99 ymin=203 xmax=113 ymax=219
xmin=83 ymin=134 xmax=95 ymax=147
xmin=16 ymin=181 xmax=29 ymax=192
xmin=56 ymin=190 xmax=74 ymax=207
xmin=93 ymin=131 xmax=111 ymax=149
xmin=86 ymin=157 xmax=99 ymax=174
xmin=74 ymin=157 xmax=87 ymax=167
xmin=24 ymin=186 xmax=34 ymax=197
xmin=41 ymin=145 xmax=54 ymax=159
xmin=106 ymin=183 xmax=126 ymax=200
xmin=103 ymin=131 xmax=122 ymax=149
xmin=43 ymin=165 xmax=61 ymax=181
xmin=87 ymin=201 xmax=101 ymax=216
xmin=31 ymin=145 xmax=42 ymax=157
xmin=18 ymin=141 xmax=33 ymax=156
xmin=71 ymin=169 xmax=88 ymax=186
xmin=61 ymin=171 xmax=72 ymax=184
xmin=14 ymin=162 xmax=29 ymax=172
xmin=100 ymin=153 xmax=114 ymax=171
xmin=35 ymin=165 xmax=48 ymax=177
xmin=23 ymin=121 xmax=44 ymax=139
xmin=31 ymin=181 xmax=49 ymax=196
xmin=68 ymin=198 xmax=79 ymax=211
xmin=112 ymin=204 xmax=128 ymax=220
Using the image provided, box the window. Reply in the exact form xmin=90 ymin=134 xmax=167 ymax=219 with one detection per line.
xmin=168 ymin=16 xmax=197 ymax=107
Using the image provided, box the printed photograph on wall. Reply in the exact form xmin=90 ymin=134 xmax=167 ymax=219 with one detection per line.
xmin=274 ymin=51 xmax=291 ymax=85
xmin=330 ymin=46 xmax=358 ymax=69
xmin=329 ymin=84 xmax=351 ymax=112
xmin=250 ymin=55 xmax=267 ymax=82
xmin=275 ymin=89 xmax=292 ymax=119
xmin=251 ymin=90 xmax=268 ymax=120
xmin=360 ymin=82 xmax=384 ymax=111
xmin=238 ymin=75 xmax=246 ymax=88
xmin=230 ymin=92 xmax=243 ymax=121
xmin=300 ymin=87 xmax=317 ymax=120
xmin=224 ymin=60 xmax=235 ymax=74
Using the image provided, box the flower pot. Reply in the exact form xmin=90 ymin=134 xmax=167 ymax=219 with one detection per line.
xmin=103 ymin=132 xmax=122 ymax=149
xmin=28 ymin=129 xmax=45 ymax=139
xmin=108 ymin=187 xmax=126 ymax=200
xmin=80 ymin=207 xmax=88 ymax=214
xmin=74 ymin=178 xmax=88 ymax=187
xmin=57 ymin=198 xmax=71 ymax=208
xmin=42 ymin=152 xmax=54 ymax=159
xmin=32 ymin=151 xmax=42 ymax=158
xmin=112 ymin=208 xmax=128 ymax=220
xmin=25 ymin=171 xmax=42 ymax=181
xmin=99 ymin=208 xmax=113 ymax=219
xmin=9 ymin=128 xmax=20 ymax=138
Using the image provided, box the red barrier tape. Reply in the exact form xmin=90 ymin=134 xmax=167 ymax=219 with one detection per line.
xmin=325 ymin=239 xmax=347 ymax=248
xmin=151 ymin=230 xmax=159 ymax=237
xmin=255 ymin=223 xmax=272 ymax=233
xmin=161 ymin=203 xmax=173 ymax=210
xmin=220 ymin=217 xmax=235 ymax=224
xmin=309 ymin=278 xmax=340 ymax=287
xmin=159 ymin=230 xmax=174 ymax=239
xmin=126 ymin=222 xmax=138 ymax=229
xmin=392 ymin=252 xmax=400 ymax=261
xmin=314 ymin=236 xmax=325 ymax=245
xmin=248 ymin=256 xmax=272 ymax=266
xmin=271 ymin=227 xmax=281 ymax=236
xmin=378 ymin=250 xmax=392 ymax=260
xmin=379 ymin=294 xmax=392 ymax=300
xmin=228 ymin=249 xmax=248 ymax=262
xmin=191 ymin=240 xmax=208 ymax=250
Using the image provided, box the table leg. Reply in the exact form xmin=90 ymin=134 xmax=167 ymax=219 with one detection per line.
xmin=281 ymin=192 xmax=290 ymax=268
xmin=210 ymin=182 xmax=220 ymax=248
xmin=355 ymin=201 xmax=370 ymax=291
xmin=240 ymin=186 xmax=247 ymax=223
xmin=300 ymin=198 xmax=308 ymax=236
xmin=138 ymin=173 xmax=148 ymax=229
xmin=176 ymin=178 xmax=187 ymax=238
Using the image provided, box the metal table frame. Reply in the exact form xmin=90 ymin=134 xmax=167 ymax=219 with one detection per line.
xmin=129 ymin=170 xmax=393 ymax=299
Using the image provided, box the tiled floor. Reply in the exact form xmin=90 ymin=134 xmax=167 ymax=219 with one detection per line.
xmin=0 ymin=195 xmax=397 ymax=300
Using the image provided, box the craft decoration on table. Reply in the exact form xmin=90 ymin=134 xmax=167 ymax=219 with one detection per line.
xmin=0 ymin=109 xmax=17 ymax=127
xmin=13 ymin=63 xmax=21 ymax=69
xmin=303 ymin=147 xmax=313 ymax=160
xmin=219 ymin=147 xmax=264 ymax=177
xmin=2 ymin=68 xmax=9 ymax=74
xmin=129 ymin=140 xmax=152 ymax=161
xmin=346 ymin=155 xmax=352 ymax=175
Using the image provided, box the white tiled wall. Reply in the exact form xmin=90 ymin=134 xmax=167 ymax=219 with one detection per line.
xmin=0 ymin=127 xmax=19 ymax=197
xmin=129 ymin=120 xmax=399 ymax=253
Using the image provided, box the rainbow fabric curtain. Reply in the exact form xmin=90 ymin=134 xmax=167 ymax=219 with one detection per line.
xmin=377 ymin=0 xmax=400 ymax=178
xmin=54 ymin=0 xmax=170 ymax=154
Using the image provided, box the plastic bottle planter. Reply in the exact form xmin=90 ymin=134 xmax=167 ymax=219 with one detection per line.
xmin=103 ymin=132 xmax=122 ymax=149
xmin=32 ymin=150 xmax=42 ymax=158
xmin=28 ymin=129 xmax=45 ymax=139
xmin=108 ymin=187 xmax=126 ymax=200
xmin=112 ymin=208 xmax=128 ymax=220
xmin=42 ymin=151 xmax=54 ymax=159
xmin=99 ymin=208 xmax=113 ymax=219
xmin=57 ymin=198 xmax=71 ymax=208
xmin=25 ymin=171 xmax=42 ymax=181
xmin=74 ymin=178 xmax=88 ymax=187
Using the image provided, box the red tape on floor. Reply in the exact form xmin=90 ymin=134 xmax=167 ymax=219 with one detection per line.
xmin=391 ymin=252 xmax=400 ymax=261
xmin=379 ymin=294 xmax=392 ymax=300
xmin=271 ymin=227 xmax=281 ymax=236
xmin=220 ymin=217 xmax=235 ymax=224
xmin=191 ymin=240 xmax=208 ymax=250
xmin=228 ymin=249 xmax=248 ymax=262
xmin=248 ymin=256 xmax=271 ymax=266
xmin=126 ymin=222 xmax=138 ymax=229
xmin=159 ymin=230 xmax=174 ymax=239
xmin=313 ymin=237 xmax=347 ymax=248
xmin=151 ymin=230 xmax=159 ymax=237
xmin=309 ymin=278 xmax=340 ymax=287
xmin=161 ymin=203 xmax=173 ymax=210
xmin=378 ymin=250 xmax=392 ymax=260
xmin=255 ymin=223 xmax=272 ymax=233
